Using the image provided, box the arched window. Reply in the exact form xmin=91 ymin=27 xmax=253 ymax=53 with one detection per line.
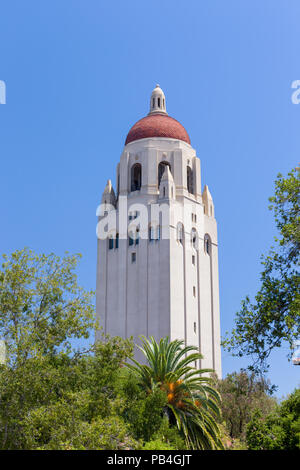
xmin=158 ymin=161 xmax=171 ymax=186
xmin=187 ymin=166 xmax=194 ymax=194
xmin=191 ymin=228 xmax=198 ymax=249
xmin=204 ymin=234 xmax=211 ymax=255
xmin=177 ymin=223 xmax=184 ymax=245
xmin=131 ymin=163 xmax=142 ymax=192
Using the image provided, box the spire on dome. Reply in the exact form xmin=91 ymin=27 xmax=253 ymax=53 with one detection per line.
xmin=149 ymin=84 xmax=167 ymax=115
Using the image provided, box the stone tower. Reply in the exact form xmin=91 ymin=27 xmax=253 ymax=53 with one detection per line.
xmin=96 ymin=85 xmax=222 ymax=376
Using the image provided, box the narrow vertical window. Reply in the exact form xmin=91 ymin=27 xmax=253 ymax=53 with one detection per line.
xmin=204 ymin=234 xmax=211 ymax=255
xmin=131 ymin=252 xmax=136 ymax=263
xmin=191 ymin=228 xmax=197 ymax=249
xmin=109 ymin=237 xmax=114 ymax=250
xmin=177 ymin=223 xmax=184 ymax=245
xmin=187 ymin=166 xmax=194 ymax=194
xmin=194 ymin=322 xmax=197 ymax=334
xmin=131 ymin=163 xmax=142 ymax=191
xmin=193 ymin=286 xmax=196 ymax=297
xmin=115 ymin=233 xmax=119 ymax=249
xmin=158 ymin=97 xmax=161 ymax=108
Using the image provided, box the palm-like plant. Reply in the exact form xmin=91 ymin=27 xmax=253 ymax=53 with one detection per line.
xmin=125 ymin=336 xmax=224 ymax=450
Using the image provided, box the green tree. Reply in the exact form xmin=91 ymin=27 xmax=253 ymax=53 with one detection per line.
xmin=246 ymin=388 xmax=300 ymax=450
xmin=213 ymin=370 xmax=276 ymax=444
xmin=0 ymin=248 xmax=138 ymax=450
xmin=118 ymin=370 xmax=168 ymax=442
xmin=0 ymin=338 xmax=136 ymax=449
xmin=115 ymin=368 xmax=186 ymax=449
xmin=0 ymin=248 xmax=95 ymax=365
xmin=223 ymin=168 xmax=300 ymax=373
xmin=126 ymin=336 xmax=224 ymax=450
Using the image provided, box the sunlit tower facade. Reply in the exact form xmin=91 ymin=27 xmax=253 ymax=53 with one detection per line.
xmin=96 ymin=85 xmax=221 ymax=376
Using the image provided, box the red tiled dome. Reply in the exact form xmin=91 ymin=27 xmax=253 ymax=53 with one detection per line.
xmin=125 ymin=114 xmax=191 ymax=145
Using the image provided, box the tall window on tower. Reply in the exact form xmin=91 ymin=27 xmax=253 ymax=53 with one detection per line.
xmin=187 ymin=166 xmax=194 ymax=194
xmin=177 ymin=223 xmax=184 ymax=245
xmin=191 ymin=228 xmax=198 ymax=249
xmin=158 ymin=161 xmax=171 ymax=186
xmin=131 ymin=163 xmax=142 ymax=191
xmin=204 ymin=234 xmax=211 ymax=255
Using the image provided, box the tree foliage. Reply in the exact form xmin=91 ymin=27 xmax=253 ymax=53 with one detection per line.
xmin=0 ymin=248 xmax=95 ymax=365
xmin=0 ymin=249 xmax=186 ymax=450
xmin=126 ymin=336 xmax=224 ymax=450
xmin=223 ymin=168 xmax=300 ymax=373
xmin=246 ymin=388 xmax=300 ymax=450
xmin=1 ymin=247 xmax=296 ymax=450
xmin=0 ymin=337 xmax=137 ymax=450
xmin=213 ymin=370 xmax=276 ymax=445
xmin=117 ymin=369 xmax=185 ymax=449
xmin=0 ymin=249 xmax=136 ymax=450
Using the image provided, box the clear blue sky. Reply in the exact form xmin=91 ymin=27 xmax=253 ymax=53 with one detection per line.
xmin=0 ymin=1 xmax=299 ymax=397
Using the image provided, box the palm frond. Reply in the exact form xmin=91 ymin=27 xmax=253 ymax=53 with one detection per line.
xmin=125 ymin=335 xmax=223 ymax=450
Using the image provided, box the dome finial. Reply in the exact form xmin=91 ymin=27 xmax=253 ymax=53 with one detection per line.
xmin=149 ymin=84 xmax=167 ymax=115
